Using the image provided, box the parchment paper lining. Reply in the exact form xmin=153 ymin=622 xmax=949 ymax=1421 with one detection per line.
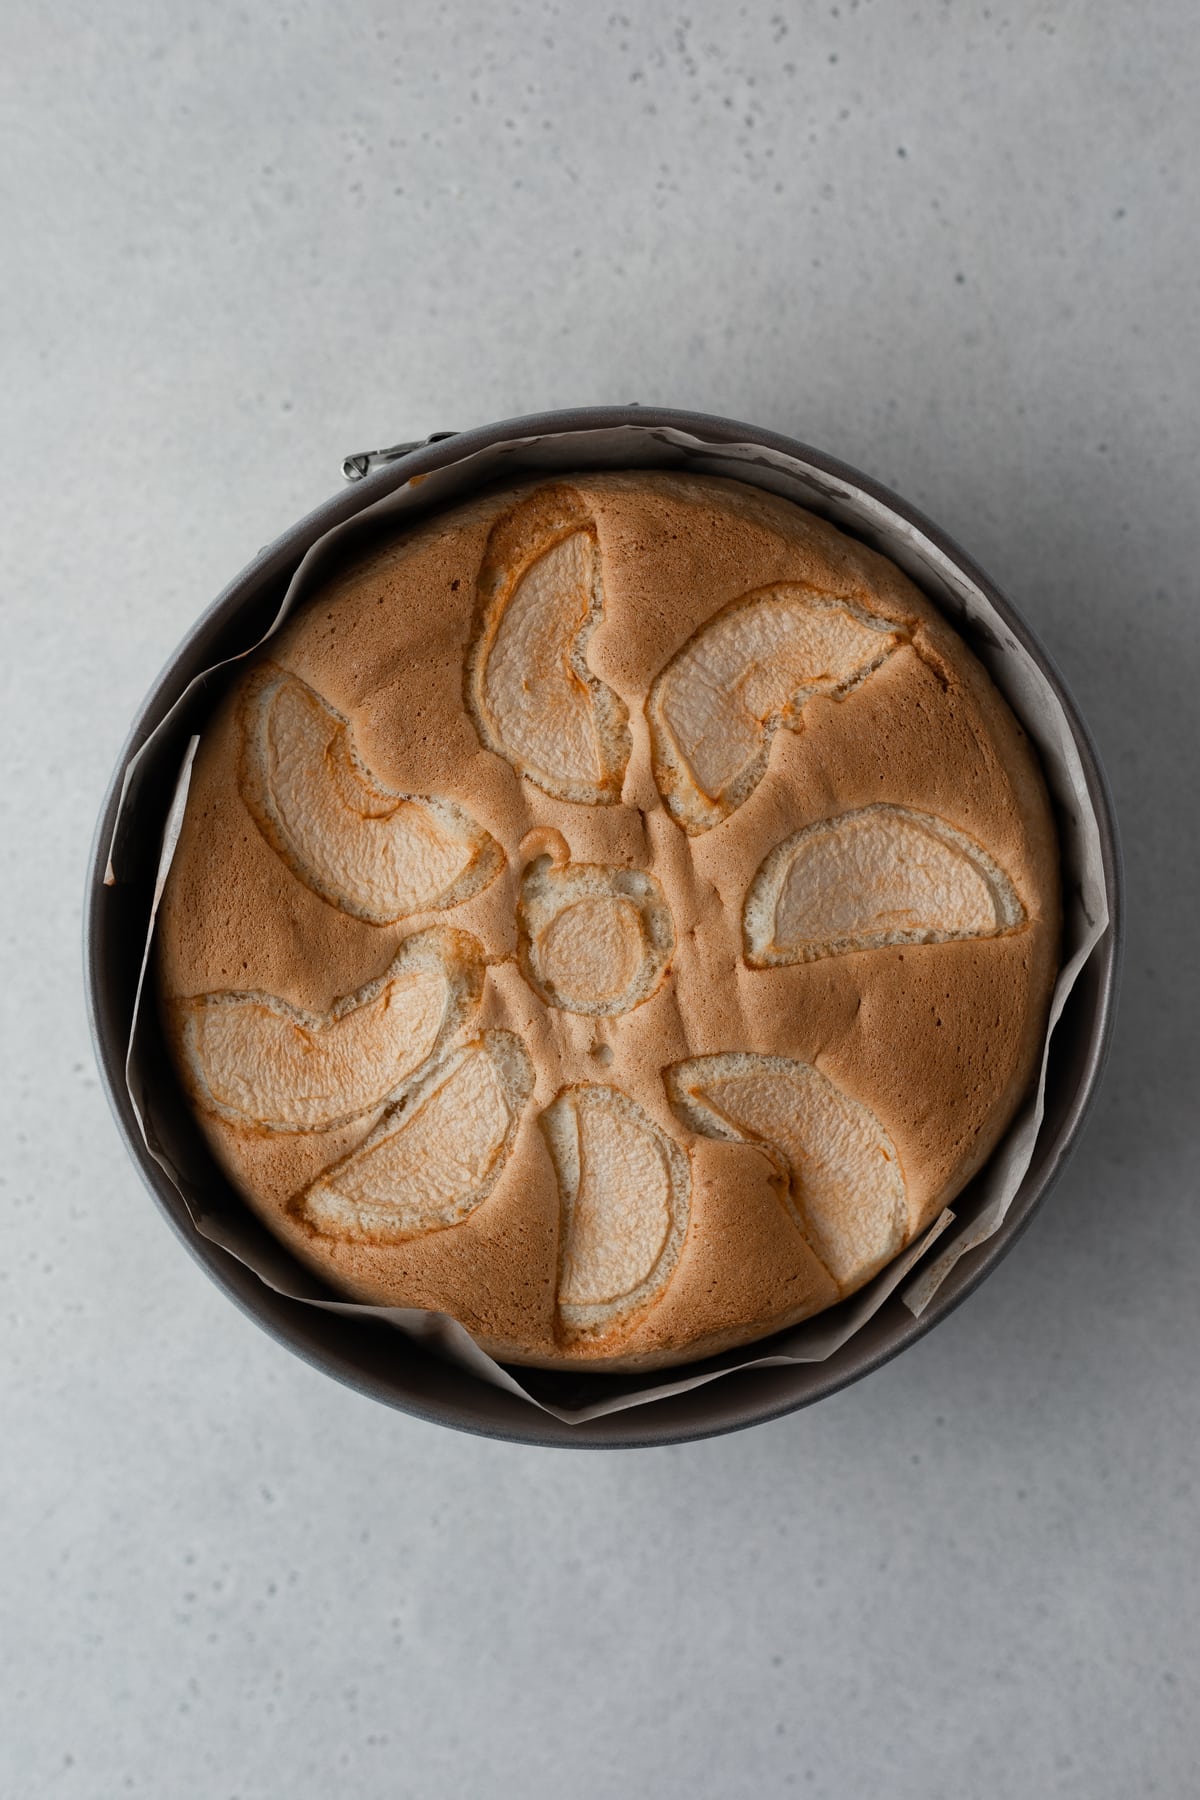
xmin=113 ymin=424 xmax=1108 ymax=1424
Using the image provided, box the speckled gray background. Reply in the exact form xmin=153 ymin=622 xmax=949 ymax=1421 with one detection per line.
xmin=3 ymin=3 xmax=1198 ymax=1796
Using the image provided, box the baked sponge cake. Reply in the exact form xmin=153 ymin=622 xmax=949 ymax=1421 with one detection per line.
xmin=156 ymin=472 xmax=1060 ymax=1371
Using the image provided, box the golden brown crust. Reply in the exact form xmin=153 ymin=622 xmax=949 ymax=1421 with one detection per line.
xmin=156 ymin=472 xmax=1060 ymax=1370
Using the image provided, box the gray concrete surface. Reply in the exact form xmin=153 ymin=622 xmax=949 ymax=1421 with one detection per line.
xmin=2 ymin=3 xmax=1198 ymax=1795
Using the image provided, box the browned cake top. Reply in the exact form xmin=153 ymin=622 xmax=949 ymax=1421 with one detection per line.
xmin=156 ymin=472 xmax=1060 ymax=1371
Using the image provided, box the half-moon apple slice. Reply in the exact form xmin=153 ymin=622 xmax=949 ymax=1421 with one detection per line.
xmin=517 ymin=855 xmax=674 ymax=1016
xmin=647 ymin=587 xmax=905 ymax=832
xmin=667 ymin=1053 xmax=905 ymax=1290
xmin=298 ymin=1032 xmax=534 ymax=1243
xmin=239 ymin=666 xmax=503 ymax=923
xmin=173 ymin=927 xmax=484 ymax=1134
xmin=540 ymin=1085 xmax=691 ymax=1341
xmin=744 ymin=804 xmax=1025 ymax=966
xmin=465 ymin=486 xmax=631 ymax=804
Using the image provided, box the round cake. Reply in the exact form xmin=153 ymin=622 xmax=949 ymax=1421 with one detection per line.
xmin=156 ymin=471 xmax=1060 ymax=1370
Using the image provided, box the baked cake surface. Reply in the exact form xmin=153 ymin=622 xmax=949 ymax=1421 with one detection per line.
xmin=156 ymin=472 xmax=1059 ymax=1370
